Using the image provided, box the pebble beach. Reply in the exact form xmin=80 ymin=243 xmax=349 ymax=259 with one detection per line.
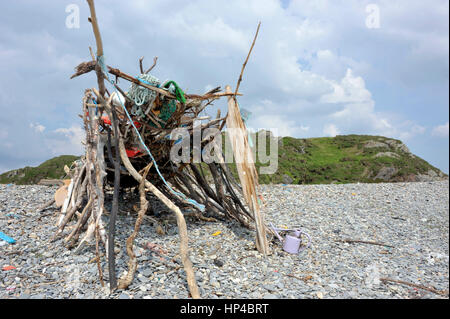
xmin=0 ymin=181 xmax=448 ymax=299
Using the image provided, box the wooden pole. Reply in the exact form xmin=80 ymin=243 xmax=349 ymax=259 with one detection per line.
xmin=86 ymin=0 xmax=106 ymax=97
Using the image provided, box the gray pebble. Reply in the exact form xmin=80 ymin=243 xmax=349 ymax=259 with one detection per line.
xmin=118 ymin=293 xmax=130 ymax=299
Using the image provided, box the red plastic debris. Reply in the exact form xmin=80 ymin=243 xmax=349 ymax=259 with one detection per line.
xmin=133 ymin=121 xmax=142 ymax=129
xmin=2 ymin=265 xmax=16 ymax=271
xmin=101 ymin=116 xmax=141 ymax=129
xmin=125 ymin=148 xmax=142 ymax=158
xmin=101 ymin=115 xmax=111 ymax=125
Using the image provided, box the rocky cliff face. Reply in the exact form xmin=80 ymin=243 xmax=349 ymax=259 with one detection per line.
xmin=362 ymin=138 xmax=447 ymax=182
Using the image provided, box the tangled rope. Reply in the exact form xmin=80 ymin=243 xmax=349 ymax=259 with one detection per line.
xmin=96 ymin=55 xmax=205 ymax=212
xmin=127 ymin=73 xmax=160 ymax=106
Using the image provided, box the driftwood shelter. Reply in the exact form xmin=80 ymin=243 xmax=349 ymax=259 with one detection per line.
xmin=52 ymin=0 xmax=270 ymax=298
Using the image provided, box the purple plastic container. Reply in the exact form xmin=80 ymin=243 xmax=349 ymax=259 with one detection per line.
xmin=270 ymin=223 xmax=311 ymax=255
xmin=283 ymin=230 xmax=302 ymax=254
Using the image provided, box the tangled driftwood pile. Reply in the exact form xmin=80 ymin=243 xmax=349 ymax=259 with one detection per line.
xmin=51 ymin=0 xmax=270 ymax=298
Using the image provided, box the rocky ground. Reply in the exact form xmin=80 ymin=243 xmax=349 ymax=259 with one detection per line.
xmin=0 ymin=181 xmax=448 ymax=299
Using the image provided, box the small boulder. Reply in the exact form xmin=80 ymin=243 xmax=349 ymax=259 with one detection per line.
xmin=282 ymin=174 xmax=293 ymax=184
xmin=364 ymin=140 xmax=389 ymax=149
xmin=373 ymin=152 xmax=400 ymax=159
xmin=374 ymin=167 xmax=397 ymax=181
xmin=384 ymin=139 xmax=411 ymax=153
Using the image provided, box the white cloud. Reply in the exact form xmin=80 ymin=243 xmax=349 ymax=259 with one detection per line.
xmin=396 ymin=124 xmax=426 ymax=141
xmin=310 ymin=50 xmax=370 ymax=80
xmin=249 ymin=113 xmax=309 ymax=137
xmin=316 ymin=69 xmax=427 ymax=142
xmin=29 ymin=122 xmax=45 ymax=133
xmin=300 ymin=125 xmax=310 ymax=132
xmin=320 ymin=69 xmax=385 ymax=134
xmin=321 ymin=69 xmax=373 ymax=106
xmin=47 ymin=125 xmax=85 ymax=155
xmin=432 ymin=122 xmax=449 ymax=138
xmin=323 ymin=123 xmax=340 ymax=137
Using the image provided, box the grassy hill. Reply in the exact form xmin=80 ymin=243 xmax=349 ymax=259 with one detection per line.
xmin=0 ymin=155 xmax=80 ymax=185
xmin=228 ymin=133 xmax=447 ymax=184
xmin=0 ymin=134 xmax=446 ymax=185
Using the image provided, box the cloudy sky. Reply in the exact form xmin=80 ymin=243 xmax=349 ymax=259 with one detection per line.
xmin=0 ymin=0 xmax=448 ymax=174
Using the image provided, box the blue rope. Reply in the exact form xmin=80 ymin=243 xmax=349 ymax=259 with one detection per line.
xmin=137 ymin=77 xmax=160 ymax=88
xmin=92 ymin=99 xmax=99 ymax=115
xmin=96 ymin=55 xmax=205 ymax=212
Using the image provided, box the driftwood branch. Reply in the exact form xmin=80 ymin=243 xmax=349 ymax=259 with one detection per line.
xmin=117 ymin=164 xmax=150 ymax=289
xmin=380 ymin=277 xmax=449 ymax=297
xmin=145 ymin=56 xmax=158 ymax=74
xmin=37 ymin=198 xmax=55 ymax=213
xmin=86 ymin=0 xmax=103 ymax=57
xmin=336 ymin=239 xmax=394 ymax=248
xmin=87 ymin=0 xmax=106 ymax=97
xmin=89 ymin=46 xmax=96 ymax=61
xmin=225 ymin=85 xmax=269 ymax=255
xmin=71 ymin=62 xmax=242 ymax=101
xmin=235 ymin=22 xmax=261 ymax=97
xmin=116 ymin=134 xmax=200 ymax=298
xmin=104 ymin=92 xmax=122 ymax=291
xmin=139 ymin=56 xmax=144 ymax=74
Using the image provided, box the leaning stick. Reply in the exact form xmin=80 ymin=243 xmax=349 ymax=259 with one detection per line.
xmin=116 ymin=136 xmax=200 ymax=299
xmin=65 ymin=196 xmax=93 ymax=246
xmin=105 ymin=97 xmax=121 ymax=291
xmin=234 ymin=21 xmax=261 ymax=97
xmin=51 ymin=175 xmax=88 ymax=241
xmin=72 ymin=90 xmax=99 ymax=254
xmin=117 ymin=164 xmax=151 ymax=289
xmin=69 ymin=164 xmax=86 ymax=211
xmin=57 ymin=164 xmax=86 ymax=227
xmin=95 ymin=225 xmax=105 ymax=287
xmin=336 ymin=239 xmax=394 ymax=248
xmin=86 ymin=0 xmax=106 ymax=97
xmin=139 ymin=56 xmax=144 ymax=74
xmin=37 ymin=199 xmax=55 ymax=213
xmin=59 ymin=178 xmax=75 ymax=226
xmin=380 ymin=278 xmax=449 ymax=297
xmin=92 ymin=132 xmax=108 ymax=260
xmin=89 ymin=46 xmax=96 ymax=61
xmin=86 ymin=0 xmax=103 ymax=57
xmin=225 ymin=85 xmax=269 ymax=255
xmin=145 ymin=56 xmax=158 ymax=74
xmin=217 ymin=22 xmax=260 ymax=131
xmin=71 ymin=61 xmax=242 ymax=100
xmin=65 ymin=92 xmax=94 ymax=247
